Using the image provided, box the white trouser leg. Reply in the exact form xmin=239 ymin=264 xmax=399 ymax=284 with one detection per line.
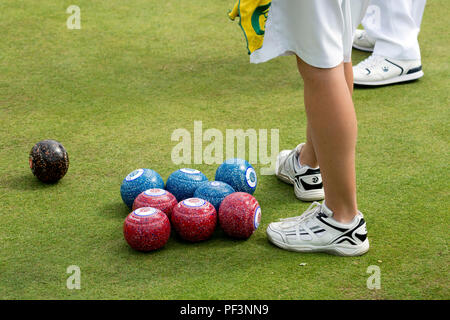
xmin=362 ymin=0 xmax=426 ymax=60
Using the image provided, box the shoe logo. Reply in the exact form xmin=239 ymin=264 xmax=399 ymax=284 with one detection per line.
xmin=354 ymin=232 xmax=367 ymax=242
xmin=295 ymin=170 xmax=323 ymax=191
xmin=329 ymin=219 xmax=367 ymax=245
xmin=385 ymin=59 xmax=404 ymax=75
xmin=382 ymin=66 xmax=389 ymax=72
xmin=298 ymin=178 xmax=323 ymax=191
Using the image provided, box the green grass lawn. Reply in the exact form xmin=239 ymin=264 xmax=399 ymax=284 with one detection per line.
xmin=0 ymin=0 xmax=448 ymax=300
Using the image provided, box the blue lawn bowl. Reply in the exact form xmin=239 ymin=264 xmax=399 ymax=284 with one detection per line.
xmin=120 ymin=168 xmax=165 ymax=208
xmin=215 ymin=158 xmax=257 ymax=194
xmin=165 ymin=168 xmax=208 ymax=201
xmin=194 ymin=181 xmax=235 ymax=212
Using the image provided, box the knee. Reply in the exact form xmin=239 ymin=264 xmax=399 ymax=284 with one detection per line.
xmin=296 ymin=56 xmax=343 ymax=83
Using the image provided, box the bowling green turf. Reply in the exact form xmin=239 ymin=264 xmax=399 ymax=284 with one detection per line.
xmin=0 ymin=1 xmax=448 ymax=300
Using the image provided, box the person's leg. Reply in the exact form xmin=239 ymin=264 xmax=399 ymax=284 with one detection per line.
xmin=300 ymin=60 xmax=353 ymax=169
xmin=299 ymin=125 xmax=318 ymax=168
xmin=344 ymin=61 xmax=354 ymax=95
xmin=353 ymin=0 xmax=424 ymax=86
xmin=266 ymin=0 xmax=369 ymax=256
xmin=411 ymin=0 xmax=427 ymax=28
xmin=296 ymin=56 xmax=357 ymax=223
xmin=364 ymin=0 xmax=422 ymax=60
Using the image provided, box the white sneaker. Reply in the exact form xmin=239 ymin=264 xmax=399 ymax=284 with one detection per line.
xmin=275 ymin=143 xmax=324 ymax=201
xmin=353 ymin=29 xmax=375 ymax=52
xmin=266 ymin=202 xmax=369 ymax=256
xmin=353 ymin=54 xmax=424 ymax=86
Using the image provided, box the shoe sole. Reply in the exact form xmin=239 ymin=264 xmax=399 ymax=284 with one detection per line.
xmin=294 ymin=187 xmax=325 ymax=202
xmin=275 ymin=152 xmax=324 ymax=202
xmin=352 ymin=44 xmax=374 ymax=52
xmin=267 ymin=232 xmax=370 ymax=257
xmin=354 ymin=70 xmax=424 ymax=86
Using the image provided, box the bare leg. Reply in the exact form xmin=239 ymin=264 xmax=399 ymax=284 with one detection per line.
xmin=296 ymin=56 xmax=358 ymax=223
xmin=344 ymin=61 xmax=354 ymax=96
xmin=300 ymin=62 xmax=352 ymax=168
xmin=299 ymin=125 xmax=319 ymax=168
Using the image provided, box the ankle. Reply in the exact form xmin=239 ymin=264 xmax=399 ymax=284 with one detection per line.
xmin=299 ymin=144 xmax=318 ymax=168
xmin=324 ymin=202 xmax=357 ymax=224
xmin=333 ymin=212 xmax=357 ymax=224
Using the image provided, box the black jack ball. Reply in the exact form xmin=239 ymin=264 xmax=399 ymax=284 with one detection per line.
xmin=29 ymin=139 xmax=69 ymax=183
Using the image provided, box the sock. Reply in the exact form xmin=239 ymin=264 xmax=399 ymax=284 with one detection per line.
xmin=321 ymin=202 xmax=333 ymax=216
xmin=323 ymin=202 xmax=358 ymax=226
xmin=296 ymin=144 xmax=319 ymax=170
xmin=294 ymin=152 xmax=304 ymax=171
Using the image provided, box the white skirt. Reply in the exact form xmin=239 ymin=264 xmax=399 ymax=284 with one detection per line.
xmin=251 ymin=0 xmax=370 ymax=68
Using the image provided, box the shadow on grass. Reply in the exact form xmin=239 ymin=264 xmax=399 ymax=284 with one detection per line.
xmin=0 ymin=172 xmax=60 ymax=191
xmin=101 ymin=201 xmax=131 ymax=221
xmin=116 ymin=224 xmax=262 ymax=257
xmin=354 ymin=78 xmax=422 ymax=90
xmin=166 ymin=226 xmax=249 ymax=250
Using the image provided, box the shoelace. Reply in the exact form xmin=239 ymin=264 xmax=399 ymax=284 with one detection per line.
xmin=279 ymin=201 xmax=322 ymax=224
xmin=357 ymin=55 xmax=384 ymax=70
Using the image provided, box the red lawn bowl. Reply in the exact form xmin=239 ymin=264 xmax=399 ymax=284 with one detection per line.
xmin=171 ymin=198 xmax=217 ymax=242
xmin=219 ymin=192 xmax=261 ymax=239
xmin=123 ymin=207 xmax=171 ymax=251
xmin=132 ymin=188 xmax=178 ymax=219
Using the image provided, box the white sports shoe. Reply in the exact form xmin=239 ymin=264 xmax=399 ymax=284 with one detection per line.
xmin=353 ymin=54 xmax=424 ymax=86
xmin=267 ymin=202 xmax=369 ymax=256
xmin=353 ymin=29 xmax=375 ymax=52
xmin=275 ymin=143 xmax=324 ymax=201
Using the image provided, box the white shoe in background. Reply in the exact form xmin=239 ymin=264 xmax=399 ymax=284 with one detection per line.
xmin=353 ymin=54 xmax=424 ymax=86
xmin=353 ymin=29 xmax=375 ymax=52
xmin=275 ymin=143 xmax=324 ymax=201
